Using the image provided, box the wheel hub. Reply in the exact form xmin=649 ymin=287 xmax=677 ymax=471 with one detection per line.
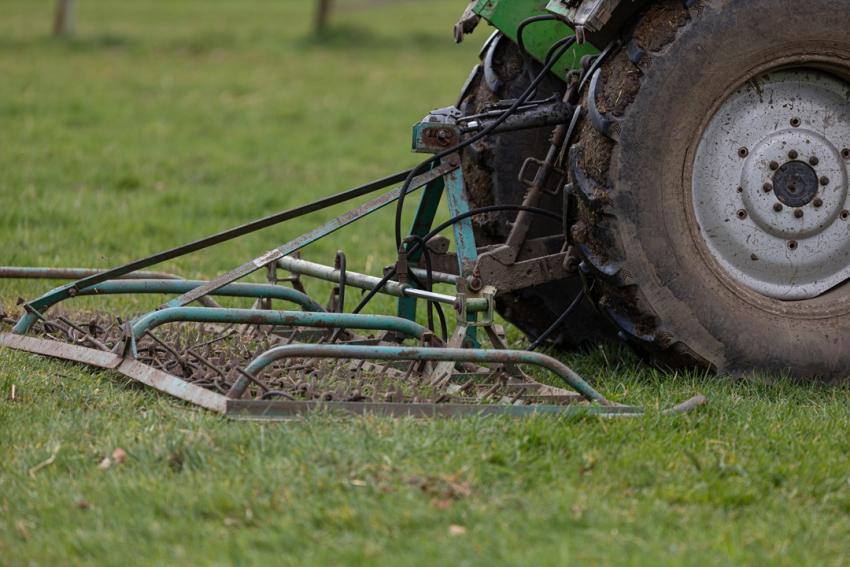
xmin=692 ymin=69 xmax=850 ymax=300
xmin=772 ymin=160 xmax=818 ymax=207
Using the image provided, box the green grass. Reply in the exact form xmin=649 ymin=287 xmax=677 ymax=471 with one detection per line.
xmin=1 ymin=2 xmax=850 ymax=565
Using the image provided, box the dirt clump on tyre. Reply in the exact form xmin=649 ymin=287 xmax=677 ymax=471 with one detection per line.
xmin=460 ymin=36 xmax=617 ymax=349
xmin=571 ymin=0 xmax=850 ymax=379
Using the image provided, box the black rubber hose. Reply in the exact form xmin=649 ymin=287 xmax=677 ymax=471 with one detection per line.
xmin=392 ymin=36 xmax=576 ymax=251
xmin=528 ymin=282 xmax=595 ymax=351
xmin=352 ymin=205 xmax=561 ymax=316
xmin=516 ymin=14 xmax=564 ymax=55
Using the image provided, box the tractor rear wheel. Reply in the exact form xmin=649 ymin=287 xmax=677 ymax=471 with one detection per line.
xmin=571 ymin=0 xmax=850 ymax=378
xmin=459 ymin=35 xmax=616 ymax=348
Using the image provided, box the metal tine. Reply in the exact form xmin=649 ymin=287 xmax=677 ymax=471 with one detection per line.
xmin=186 ymin=348 xmax=227 ymax=380
xmin=56 ymin=316 xmax=111 ymax=352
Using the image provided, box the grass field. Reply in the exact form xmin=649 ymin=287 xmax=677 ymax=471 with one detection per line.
xmin=2 ymin=2 xmax=850 ymax=565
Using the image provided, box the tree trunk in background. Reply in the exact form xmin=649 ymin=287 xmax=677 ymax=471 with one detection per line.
xmin=53 ymin=0 xmax=76 ymax=37
xmin=314 ymin=0 xmax=333 ymax=34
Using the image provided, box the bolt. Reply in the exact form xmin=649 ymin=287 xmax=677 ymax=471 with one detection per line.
xmin=788 ymin=150 xmax=798 ymax=160
xmin=738 ymin=147 xmax=749 ymax=158
xmin=467 ymin=276 xmax=483 ymax=292
xmin=814 ymin=198 xmax=823 ymax=208
xmin=821 ymin=176 xmax=830 ymax=186
xmin=773 ymin=203 xmax=784 ymax=212
xmin=736 ymin=209 xmax=748 ymax=220
xmin=794 ymin=209 xmax=804 ymax=219
xmin=763 ymin=183 xmax=773 ymax=193
xmin=788 ymin=240 xmax=798 ymax=251
xmin=790 ymin=117 xmax=801 ymax=128
xmin=810 ymin=156 xmax=820 ymax=166
xmin=770 ymin=161 xmax=780 ymax=171
xmin=436 ymin=129 xmax=452 ymax=146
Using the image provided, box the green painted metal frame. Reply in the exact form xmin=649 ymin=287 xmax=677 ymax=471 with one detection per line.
xmin=13 ymin=279 xmax=325 ymax=334
xmin=472 ymin=0 xmax=598 ymax=76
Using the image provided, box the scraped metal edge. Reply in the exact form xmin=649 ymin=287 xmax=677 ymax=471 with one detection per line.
xmin=0 ymin=332 xmax=702 ymax=421
xmin=0 ymin=332 xmax=227 ymax=414
xmin=0 ymin=332 xmax=123 ymax=369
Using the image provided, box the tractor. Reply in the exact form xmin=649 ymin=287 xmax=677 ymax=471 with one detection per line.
xmin=1 ymin=0 xmax=844 ymax=418
xmin=454 ymin=0 xmax=850 ymax=380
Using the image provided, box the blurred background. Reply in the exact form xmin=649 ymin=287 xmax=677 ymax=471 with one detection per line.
xmin=0 ymin=0 xmax=484 ymax=313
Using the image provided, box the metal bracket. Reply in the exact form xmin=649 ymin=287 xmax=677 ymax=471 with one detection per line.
xmin=412 ymin=107 xmax=463 ymax=154
xmin=456 ymin=285 xmax=496 ymax=328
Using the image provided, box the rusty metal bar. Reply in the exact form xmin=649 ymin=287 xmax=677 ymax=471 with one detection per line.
xmin=165 ymin=159 xmax=460 ymax=310
xmin=241 ymin=343 xmax=613 ymax=405
xmin=12 ymin=280 xmax=325 ymax=335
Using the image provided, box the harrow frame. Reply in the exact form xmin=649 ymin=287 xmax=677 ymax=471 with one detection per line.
xmin=0 ymin=113 xmax=705 ymax=420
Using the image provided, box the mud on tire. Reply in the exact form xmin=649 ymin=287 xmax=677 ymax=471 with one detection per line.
xmin=571 ymin=0 xmax=850 ymax=379
xmin=459 ymin=35 xmax=616 ymax=348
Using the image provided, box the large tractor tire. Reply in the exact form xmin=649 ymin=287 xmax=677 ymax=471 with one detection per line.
xmin=459 ymin=35 xmax=617 ymax=348
xmin=570 ymin=0 xmax=850 ymax=379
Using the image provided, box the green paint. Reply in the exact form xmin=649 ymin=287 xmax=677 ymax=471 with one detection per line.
xmin=472 ymin=0 xmax=597 ymax=78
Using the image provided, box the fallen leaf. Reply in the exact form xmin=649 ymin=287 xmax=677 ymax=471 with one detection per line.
xmin=97 ymin=457 xmax=112 ymax=470
xmin=76 ymin=500 xmax=90 ymax=510
xmin=14 ymin=520 xmax=30 ymax=541
xmin=448 ymin=524 xmax=467 ymax=536
xmin=350 ymin=479 xmax=367 ymax=487
xmin=111 ymin=448 xmax=128 ymax=464
xmin=432 ymin=498 xmax=453 ymax=510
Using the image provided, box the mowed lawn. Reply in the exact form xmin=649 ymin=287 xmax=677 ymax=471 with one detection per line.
xmin=1 ymin=2 xmax=850 ymax=565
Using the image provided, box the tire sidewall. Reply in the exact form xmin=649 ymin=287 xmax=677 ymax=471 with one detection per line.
xmin=614 ymin=0 xmax=850 ymax=376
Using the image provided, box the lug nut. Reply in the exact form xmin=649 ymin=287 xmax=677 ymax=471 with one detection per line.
xmin=788 ymin=150 xmax=799 ymax=160
xmin=737 ymin=209 xmax=748 ymax=220
xmin=810 ymin=156 xmax=820 ymax=166
xmin=773 ymin=203 xmax=784 ymax=212
xmin=763 ymin=183 xmax=773 ymax=193
xmin=794 ymin=209 xmax=804 ymax=219
xmin=738 ymin=147 xmax=749 ymax=158
xmin=814 ymin=198 xmax=823 ymax=208
xmin=790 ymin=117 xmax=801 ymax=128
xmin=788 ymin=240 xmax=799 ymax=250
xmin=770 ymin=161 xmax=780 ymax=171
xmin=821 ymin=176 xmax=830 ymax=186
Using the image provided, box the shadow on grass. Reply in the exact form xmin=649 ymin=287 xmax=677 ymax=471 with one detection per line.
xmin=0 ymin=33 xmax=132 ymax=52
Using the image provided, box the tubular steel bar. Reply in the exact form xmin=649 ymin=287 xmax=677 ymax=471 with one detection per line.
xmin=0 ymin=267 xmax=186 ymax=281
xmin=165 ymin=159 xmax=461 ymax=309
xmin=276 ymin=256 xmax=473 ymax=307
xmin=241 ymin=343 xmax=613 ymax=406
xmin=12 ymin=280 xmax=325 ymax=335
xmin=0 ymin=267 xmax=222 ymax=309
xmin=131 ymin=307 xmax=431 ymax=345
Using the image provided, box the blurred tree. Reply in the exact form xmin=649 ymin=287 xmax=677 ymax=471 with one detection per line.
xmin=314 ymin=0 xmax=333 ymax=34
xmin=53 ymin=0 xmax=76 ymax=37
